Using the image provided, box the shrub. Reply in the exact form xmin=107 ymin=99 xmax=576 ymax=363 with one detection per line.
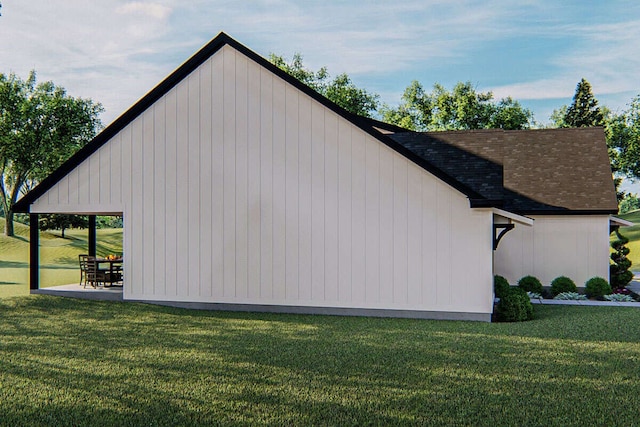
xmin=517 ymin=275 xmax=543 ymax=294
xmin=610 ymin=229 xmax=633 ymax=290
xmin=550 ymin=276 xmax=577 ymax=296
xmin=604 ymin=293 xmax=636 ymax=302
xmin=553 ymin=292 xmax=587 ymax=301
xmin=494 ymin=275 xmax=511 ymax=298
xmin=584 ymin=277 xmax=612 ymax=299
xmin=495 ymin=287 xmax=534 ymax=322
xmin=527 ymin=291 xmax=543 ymax=300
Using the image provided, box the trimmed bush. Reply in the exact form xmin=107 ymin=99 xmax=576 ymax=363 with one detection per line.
xmin=584 ymin=277 xmax=612 ymax=299
xmin=517 ymin=275 xmax=543 ymax=294
xmin=610 ymin=229 xmax=633 ymax=290
xmin=495 ymin=287 xmax=534 ymax=322
xmin=550 ymin=276 xmax=577 ymax=296
xmin=494 ymin=275 xmax=511 ymax=298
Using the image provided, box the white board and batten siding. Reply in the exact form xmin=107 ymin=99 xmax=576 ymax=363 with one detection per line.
xmin=30 ymin=45 xmax=494 ymax=319
xmin=494 ymin=215 xmax=611 ymax=287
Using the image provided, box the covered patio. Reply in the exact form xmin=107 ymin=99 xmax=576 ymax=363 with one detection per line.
xmin=23 ymin=212 xmax=124 ymax=295
xmin=33 ymin=283 xmax=123 ymax=301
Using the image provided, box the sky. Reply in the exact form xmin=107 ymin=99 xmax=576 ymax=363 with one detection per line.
xmin=1 ymin=1 xmax=639 ymax=189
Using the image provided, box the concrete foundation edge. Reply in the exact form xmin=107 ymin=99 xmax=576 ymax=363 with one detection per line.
xmin=128 ymin=299 xmax=492 ymax=322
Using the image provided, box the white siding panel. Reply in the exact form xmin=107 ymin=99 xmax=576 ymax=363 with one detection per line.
xmin=199 ymin=58 xmax=213 ymax=298
xmin=338 ymin=119 xmax=352 ymax=303
xmin=234 ymin=54 xmax=249 ymax=300
xmin=310 ymin=102 xmax=325 ymax=301
xmin=298 ymin=95 xmax=313 ymax=302
xmin=246 ymin=60 xmax=262 ymax=300
xmin=210 ymin=52 xmax=225 ymax=298
xmin=392 ymin=156 xmax=408 ymax=304
xmin=323 ymin=112 xmax=339 ymax=303
xmin=142 ymin=109 xmax=155 ymax=297
xmin=351 ymin=130 xmax=366 ymax=304
xmin=271 ymin=76 xmax=286 ymax=300
xmin=378 ymin=146 xmax=394 ymax=305
xmin=222 ymin=48 xmax=237 ymax=299
xmin=285 ymin=85 xmax=299 ymax=300
xmin=188 ymin=70 xmax=202 ymax=298
xmin=365 ymin=137 xmax=380 ymax=304
xmin=495 ymin=216 xmax=611 ymax=286
xmin=259 ymin=67 xmax=273 ymax=300
xmin=154 ymin=99 xmax=167 ymax=297
xmin=129 ymin=117 xmax=144 ymax=297
xmin=164 ymin=89 xmax=178 ymax=298
xmin=175 ymin=80 xmax=190 ymax=299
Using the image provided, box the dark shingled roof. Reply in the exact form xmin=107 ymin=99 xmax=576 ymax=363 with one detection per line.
xmin=386 ymin=127 xmax=618 ymax=215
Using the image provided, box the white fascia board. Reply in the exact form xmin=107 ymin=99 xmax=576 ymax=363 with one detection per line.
xmin=610 ymin=215 xmax=635 ymax=227
xmin=485 ymin=207 xmax=534 ymax=226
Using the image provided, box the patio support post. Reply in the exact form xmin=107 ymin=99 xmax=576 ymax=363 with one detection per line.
xmin=88 ymin=215 xmax=97 ymax=257
xmin=29 ymin=213 xmax=39 ymax=290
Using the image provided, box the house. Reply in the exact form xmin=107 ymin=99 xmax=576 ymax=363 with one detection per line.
xmin=14 ymin=33 xmax=621 ymax=321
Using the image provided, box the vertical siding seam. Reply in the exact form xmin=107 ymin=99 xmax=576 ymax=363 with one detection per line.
xmin=309 ymin=103 xmax=313 ymax=301
xmin=406 ymin=160 xmax=409 ymax=304
xmin=220 ymin=50 xmax=225 ymax=299
xmin=244 ymin=60 xmax=249 ymax=300
xmin=186 ymin=81 xmax=190 ymax=298
xmin=198 ymin=69 xmax=203 ymax=298
xmin=271 ymin=74 xmax=275 ymax=301
xmin=323 ymin=109 xmax=327 ymax=302
xmin=284 ymin=85 xmax=288 ymax=301
xmin=336 ymin=118 xmax=340 ymax=303
xmin=297 ymin=92 xmax=301 ymax=301
xmin=350 ymin=127 xmax=354 ymax=303
xmin=151 ymin=107 xmax=156 ymax=297
xmin=258 ymin=66 xmax=262 ymax=301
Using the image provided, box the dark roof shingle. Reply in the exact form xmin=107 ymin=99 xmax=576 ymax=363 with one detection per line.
xmin=387 ymin=127 xmax=617 ymax=214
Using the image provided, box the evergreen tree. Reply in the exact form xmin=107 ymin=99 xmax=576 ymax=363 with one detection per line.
xmin=564 ymin=78 xmax=604 ymax=127
xmin=610 ymin=228 xmax=633 ymax=289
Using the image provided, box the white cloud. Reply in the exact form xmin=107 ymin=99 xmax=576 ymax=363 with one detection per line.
xmin=116 ymin=2 xmax=172 ymax=20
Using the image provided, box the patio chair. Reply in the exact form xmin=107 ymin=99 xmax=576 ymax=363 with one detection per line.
xmin=84 ymin=257 xmax=107 ymax=288
xmin=78 ymin=254 xmax=89 ymax=286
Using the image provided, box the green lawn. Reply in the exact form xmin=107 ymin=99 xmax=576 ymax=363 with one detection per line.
xmin=0 ymin=297 xmax=639 ymax=426
xmin=0 ymin=218 xmax=122 ymax=297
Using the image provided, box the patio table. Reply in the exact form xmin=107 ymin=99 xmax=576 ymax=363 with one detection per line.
xmin=95 ymin=257 xmax=123 ymax=287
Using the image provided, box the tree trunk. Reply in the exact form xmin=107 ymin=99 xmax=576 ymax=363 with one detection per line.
xmin=4 ymin=209 xmax=14 ymax=237
xmin=61 ymin=226 xmax=66 ymax=239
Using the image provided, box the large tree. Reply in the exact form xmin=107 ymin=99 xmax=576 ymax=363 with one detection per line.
xmin=607 ymin=95 xmax=640 ymax=181
xmin=380 ymin=81 xmax=533 ymax=131
xmin=0 ymin=71 xmax=103 ymax=236
xmin=39 ymin=214 xmax=88 ymax=238
xmin=269 ymin=53 xmax=379 ymax=117
xmin=564 ymin=78 xmax=605 ymax=128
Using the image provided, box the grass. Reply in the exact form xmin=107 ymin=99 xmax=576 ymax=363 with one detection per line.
xmin=0 ymin=217 xmax=122 ymax=298
xmin=0 ymin=297 xmax=639 ymax=426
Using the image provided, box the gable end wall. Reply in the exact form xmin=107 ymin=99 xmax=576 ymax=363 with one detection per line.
xmin=31 ymin=45 xmax=494 ymax=316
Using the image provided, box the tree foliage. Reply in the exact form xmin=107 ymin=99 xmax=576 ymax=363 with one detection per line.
xmin=619 ymin=193 xmax=640 ymax=214
xmin=39 ymin=214 xmax=88 ymax=238
xmin=564 ymin=78 xmax=604 ymax=128
xmin=0 ymin=71 xmax=103 ymax=236
xmin=381 ymin=81 xmax=533 ymax=131
xmin=607 ymin=95 xmax=640 ymax=182
xmin=269 ymin=53 xmax=379 ymax=117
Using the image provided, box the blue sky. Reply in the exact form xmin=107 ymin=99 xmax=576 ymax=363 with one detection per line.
xmin=1 ymin=1 xmax=639 ymax=188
